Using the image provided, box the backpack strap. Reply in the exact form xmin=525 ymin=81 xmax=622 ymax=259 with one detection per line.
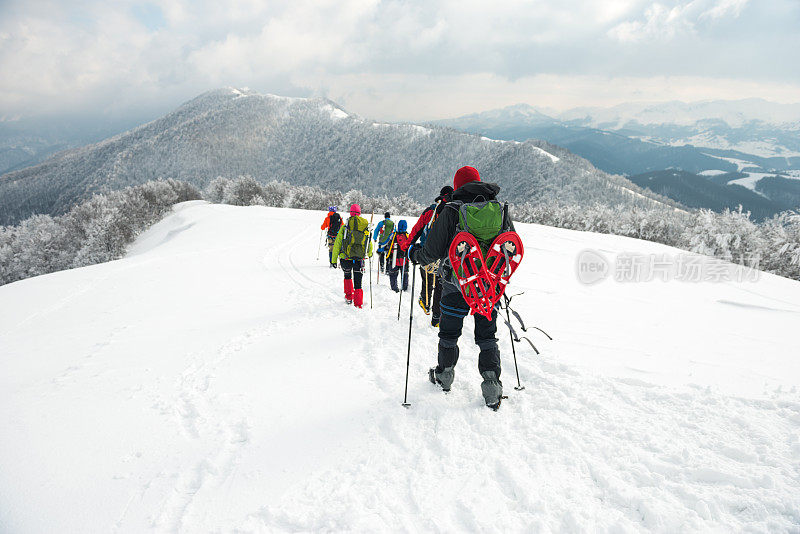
xmin=343 ymin=217 xmax=354 ymax=248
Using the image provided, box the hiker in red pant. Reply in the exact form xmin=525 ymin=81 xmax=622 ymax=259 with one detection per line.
xmin=330 ymin=204 xmax=374 ymax=308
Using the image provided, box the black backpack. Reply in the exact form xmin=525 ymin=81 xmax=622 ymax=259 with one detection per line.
xmin=328 ymin=213 xmax=342 ymax=237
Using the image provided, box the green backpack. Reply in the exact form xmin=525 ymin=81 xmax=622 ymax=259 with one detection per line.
xmin=343 ymin=216 xmax=370 ymax=259
xmin=456 ymin=200 xmax=505 ymax=254
xmin=382 ymin=219 xmax=395 ymax=240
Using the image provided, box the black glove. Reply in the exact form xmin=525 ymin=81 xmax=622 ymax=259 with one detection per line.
xmin=408 ymin=245 xmax=420 ymax=265
xmin=331 ymin=262 xmax=338 ymax=269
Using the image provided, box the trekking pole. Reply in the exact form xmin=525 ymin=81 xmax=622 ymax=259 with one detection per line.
xmin=369 ymin=212 xmax=374 ymax=309
xmin=397 ymin=255 xmax=406 ymax=321
xmin=316 ymin=230 xmax=324 ymax=261
xmin=503 ymin=294 xmax=524 ymax=391
xmin=397 ymin=261 xmax=403 ymax=320
xmin=402 ymin=265 xmax=417 ymax=408
xmin=369 ymin=255 xmax=373 ymax=309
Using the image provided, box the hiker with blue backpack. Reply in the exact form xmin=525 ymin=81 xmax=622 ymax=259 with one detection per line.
xmin=408 ymin=166 xmax=515 ymax=410
xmin=372 ymin=212 xmax=395 ymax=274
xmin=331 ymin=204 xmax=374 ymax=309
xmin=386 ymin=220 xmax=411 ymax=292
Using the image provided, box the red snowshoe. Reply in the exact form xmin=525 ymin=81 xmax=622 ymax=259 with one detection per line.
xmin=484 ymin=231 xmax=524 ymax=301
xmin=448 ymin=231 xmax=524 ymax=320
xmin=448 ymin=232 xmax=496 ymax=320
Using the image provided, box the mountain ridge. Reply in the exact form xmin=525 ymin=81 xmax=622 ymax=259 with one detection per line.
xmin=0 ymin=87 xmax=670 ymax=226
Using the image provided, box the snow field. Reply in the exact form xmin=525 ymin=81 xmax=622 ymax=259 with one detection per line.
xmin=1 ymin=201 xmax=799 ymax=532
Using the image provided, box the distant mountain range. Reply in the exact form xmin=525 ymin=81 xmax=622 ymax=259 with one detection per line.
xmin=434 ymin=100 xmax=800 ymax=178
xmin=0 ymin=115 xmax=145 ymax=176
xmin=0 ymin=88 xmax=671 ymax=226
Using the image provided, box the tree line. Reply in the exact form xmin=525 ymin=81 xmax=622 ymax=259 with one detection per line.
xmin=1 ymin=175 xmax=798 ymax=286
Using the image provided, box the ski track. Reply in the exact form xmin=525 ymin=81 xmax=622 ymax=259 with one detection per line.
xmin=2 ymin=204 xmax=800 ymax=533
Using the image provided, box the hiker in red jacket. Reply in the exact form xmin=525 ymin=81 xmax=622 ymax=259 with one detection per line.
xmin=404 ymin=185 xmax=453 ymax=326
xmin=387 ymin=220 xmax=411 ymax=292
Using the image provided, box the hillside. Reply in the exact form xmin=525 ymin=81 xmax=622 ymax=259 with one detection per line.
xmin=628 ymin=170 xmax=786 ymax=221
xmin=0 ymin=88 xmax=668 ymax=226
xmin=1 ymin=202 xmax=799 ymax=531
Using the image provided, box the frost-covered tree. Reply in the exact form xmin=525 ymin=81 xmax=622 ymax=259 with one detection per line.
xmin=0 ymin=179 xmax=200 ymax=286
xmin=221 ymin=175 xmax=265 ymax=206
xmin=204 ymin=177 xmax=229 ymax=204
xmin=683 ymin=208 xmax=765 ymax=267
xmin=760 ymin=211 xmax=800 ymax=280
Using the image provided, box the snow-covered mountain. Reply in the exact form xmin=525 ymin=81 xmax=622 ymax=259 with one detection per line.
xmin=1 ymin=201 xmax=799 ymax=531
xmin=0 ymin=87 xmax=667 ymax=226
xmin=560 ymin=99 xmax=800 ymax=131
xmin=559 ymin=99 xmax=800 ymax=159
xmin=436 ymin=100 xmax=800 ymax=212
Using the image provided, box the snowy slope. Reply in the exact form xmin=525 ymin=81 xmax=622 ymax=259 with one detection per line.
xmin=1 ymin=202 xmax=800 ymax=532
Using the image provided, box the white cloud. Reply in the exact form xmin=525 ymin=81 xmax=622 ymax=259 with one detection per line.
xmin=608 ymin=0 xmax=752 ymax=42
xmin=305 ymin=72 xmax=800 ymax=122
xmin=0 ymin=0 xmax=795 ymax=120
xmin=701 ymin=0 xmax=749 ymax=20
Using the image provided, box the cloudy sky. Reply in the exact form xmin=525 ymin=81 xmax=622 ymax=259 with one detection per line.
xmin=1 ymin=0 xmax=798 ymax=122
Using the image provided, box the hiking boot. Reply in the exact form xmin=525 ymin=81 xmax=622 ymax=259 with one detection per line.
xmin=429 ymin=366 xmax=454 ymax=392
xmin=480 ymin=371 xmax=503 ymax=410
xmin=418 ymin=297 xmax=430 ymax=315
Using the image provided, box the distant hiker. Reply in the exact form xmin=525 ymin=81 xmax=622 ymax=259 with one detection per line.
xmin=372 ymin=212 xmax=395 ymax=273
xmin=406 ymin=185 xmax=453 ymax=327
xmin=409 ymin=166 xmax=514 ymax=410
xmin=387 ymin=220 xmax=411 ymax=292
xmin=331 ymin=203 xmax=374 ymax=308
xmin=320 ymin=206 xmax=343 ymax=267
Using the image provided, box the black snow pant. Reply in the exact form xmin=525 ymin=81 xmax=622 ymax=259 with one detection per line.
xmin=437 ymin=289 xmax=501 ymax=378
xmin=419 ymin=267 xmax=443 ymax=320
xmin=340 ymin=259 xmax=364 ymax=289
xmin=388 ymin=262 xmax=409 ymax=291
